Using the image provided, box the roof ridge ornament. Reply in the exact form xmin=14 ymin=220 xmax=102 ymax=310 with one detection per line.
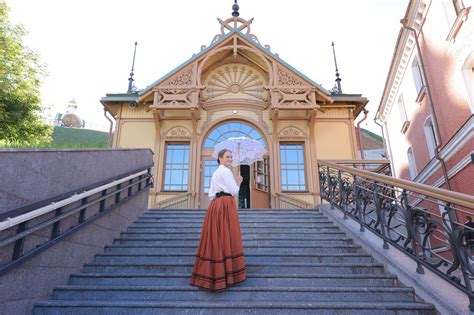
xmin=232 ymin=0 xmax=239 ymax=17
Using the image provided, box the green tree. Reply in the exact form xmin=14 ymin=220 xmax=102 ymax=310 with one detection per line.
xmin=0 ymin=2 xmax=52 ymax=144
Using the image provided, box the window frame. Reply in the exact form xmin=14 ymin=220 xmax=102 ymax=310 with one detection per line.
xmin=423 ymin=116 xmax=439 ymax=160
xmin=397 ymin=94 xmax=410 ymax=133
xmin=407 ymin=147 xmax=418 ymax=180
xmin=279 ymin=142 xmax=307 ymax=192
xmin=412 ymin=56 xmax=427 ymax=103
xmin=162 ymin=142 xmax=191 ymax=192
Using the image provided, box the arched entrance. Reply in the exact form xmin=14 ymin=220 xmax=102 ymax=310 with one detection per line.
xmin=200 ymin=121 xmax=270 ymax=209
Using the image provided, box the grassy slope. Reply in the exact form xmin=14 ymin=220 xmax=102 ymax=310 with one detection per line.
xmin=0 ymin=127 xmax=110 ymax=148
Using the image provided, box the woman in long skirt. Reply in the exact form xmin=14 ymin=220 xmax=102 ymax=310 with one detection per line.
xmin=190 ymin=149 xmax=246 ymax=291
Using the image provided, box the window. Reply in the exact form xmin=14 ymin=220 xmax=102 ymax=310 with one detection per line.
xmin=280 ymin=143 xmax=306 ymax=191
xmin=163 ymin=143 xmax=190 ymax=191
xmin=412 ymin=57 xmax=426 ymax=101
xmin=407 ymin=147 xmax=418 ymax=180
xmin=254 ymin=158 xmax=269 ymax=192
xmin=204 ymin=122 xmax=266 ymax=148
xmin=424 ymin=117 xmax=438 ymax=159
xmin=398 ymin=94 xmax=410 ymax=133
xmin=203 ymin=159 xmax=218 ymax=193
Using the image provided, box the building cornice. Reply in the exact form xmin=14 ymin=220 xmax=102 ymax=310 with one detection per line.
xmin=376 ymin=0 xmax=430 ymax=122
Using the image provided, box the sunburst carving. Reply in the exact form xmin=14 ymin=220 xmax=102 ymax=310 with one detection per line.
xmin=202 ymin=64 xmax=268 ymax=102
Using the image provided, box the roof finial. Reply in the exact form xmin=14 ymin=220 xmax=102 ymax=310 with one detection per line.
xmin=127 ymin=41 xmax=138 ymax=93
xmin=232 ymin=0 xmax=240 ymax=17
xmin=331 ymin=42 xmax=342 ymax=94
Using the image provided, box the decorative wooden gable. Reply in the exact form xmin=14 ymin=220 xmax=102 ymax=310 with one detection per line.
xmin=139 ymin=14 xmax=331 ymax=112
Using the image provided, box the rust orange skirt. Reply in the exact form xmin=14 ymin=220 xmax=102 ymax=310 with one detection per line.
xmin=190 ymin=196 xmax=246 ymax=291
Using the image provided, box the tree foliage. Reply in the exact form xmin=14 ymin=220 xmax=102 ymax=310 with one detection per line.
xmin=0 ymin=2 xmax=52 ymax=144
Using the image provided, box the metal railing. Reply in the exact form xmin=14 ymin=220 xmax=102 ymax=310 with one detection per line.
xmin=275 ymin=193 xmax=313 ymax=209
xmin=318 ymin=160 xmax=474 ymax=310
xmin=157 ymin=192 xmax=193 ymax=209
xmin=328 ymin=159 xmax=391 ymax=175
xmin=0 ymin=166 xmax=153 ymax=276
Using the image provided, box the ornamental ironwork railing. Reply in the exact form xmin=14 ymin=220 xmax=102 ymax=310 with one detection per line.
xmin=0 ymin=166 xmax=153 ymax=276
xmin=318 ymin=160 xmax=474 ymax=310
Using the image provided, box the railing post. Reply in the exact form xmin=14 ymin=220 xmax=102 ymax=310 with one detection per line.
xmin=338 ymin=170 xmax=347 ymax=219
xmin=78 ymin=197 xmax=88 ymax=224
xmin=353 ymin=175 xmax=365 ymax=232
xmin=128 ymin=179 xmax=133 ymax=197
xmin=115 ymin=183 xmax=121 ymax=204
xmin=51 ymin=207 xmax=63 ymax=238
xmin=402 ymin=191 xmax=424 ymax=274
xmin=374 ymin=184 xmax=389 ymax=249
xmin=326 ymin=166 xmax=334 ymax=209
xmin=12 ymin=222 xmax=28 ymax=260
xmin=99 ymin=189 xmax=107 ymax=212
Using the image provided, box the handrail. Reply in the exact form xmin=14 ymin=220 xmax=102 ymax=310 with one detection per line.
xmin=275 ymin=192 xmax=313 ymax=209
xmin=318 ymin=160 xmax=474 ymax=310
xmin=0 ymin=166 xmax=153 ymax=276
xmin=0 ymin=170 xmax=148 ymax=231
xmin=157 ymin=192 xmax=193 ymax=209
xmin=320 ymin=160 xmax=474 ymax=209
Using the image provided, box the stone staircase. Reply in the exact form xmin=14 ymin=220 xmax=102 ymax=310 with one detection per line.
xmin=34 ymin=208 xmax=436 ymax=314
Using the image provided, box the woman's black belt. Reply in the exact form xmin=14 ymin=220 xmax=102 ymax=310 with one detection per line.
xmin=216 ymin=191 xmax=232 ymax=198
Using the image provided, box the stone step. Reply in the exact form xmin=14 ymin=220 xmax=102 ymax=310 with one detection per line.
xmin=69 ymin=272 xmax=398 ymax=287
xmin=141 ymin=213 xmax=325 ymax=218
xmin=51 ymin=285 xmax=416 ymax=303
xmin=147 ymin=208 xmax=318 ymax=213
xmin=132 ymin=221 xmax=337 ymax=228
xmin=104 ymin=245 xmax=364 ymax=255
xmin=114 ymin=239 xmax=352 ymax=248
xmin=127 ymin=226 xmax=341 ymax=233
xmin=82 ymin=262 xmax=385 ymax=274
xmin=93 ymin=253 xmax=374 ymax=264
xmin=137 ymin=217 xmax=332 ymax=223
xmin=33 ymin=300 xmax=436 ymax=315
xmin=124 ymin=230 xmax=347 ymax=240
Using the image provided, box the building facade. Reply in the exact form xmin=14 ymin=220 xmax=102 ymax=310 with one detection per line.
xmin=102 ymin=13 xmax=367 ymax=208
xmin=376 ymin=0 xmax=473 ymax=196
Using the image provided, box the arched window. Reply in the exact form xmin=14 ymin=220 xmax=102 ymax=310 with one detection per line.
xmin=407 ymin=147 xmax=418 ymax=180
xmin=204 ymin=122 xmax=266 ymax=148
xmin=424 ymin=116 xmax=438 ymax=159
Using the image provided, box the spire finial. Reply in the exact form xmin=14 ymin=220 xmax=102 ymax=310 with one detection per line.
xmin=331 ymin=42 xmax=342 ymax=94
xmin=232 ymin=0 xmax=239 ymax=17
xmin=127 ymin=41 xmax=138 ymax=93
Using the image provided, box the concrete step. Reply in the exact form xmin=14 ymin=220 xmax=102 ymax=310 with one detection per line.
xmin=137 ymin=217 xmax=332 ymax=223
xmin=93 ymin=253 xmax=374 ymax=264
xmin=131 ymin=221 xmax=337 ymax=228
xmin=82 ymin=262 xmax=385 ymax=274
xmin=69 ymin=272 xmax=398 ymax=287
xmin=147 ymin=208 xmax=319 ymax=213
xmin=114 ymin=241 xmax=352 ymax=248
xmin=33 ymin=300 xmax=436 ymax=315
xmin=51 ymin=285 xmax=416 ymax=303
xmin=104 ymin=244 xmax=364 ymax=255
xmin=126 ymin=226 xmax=341 ymax=233
xmin=123 ymin=230 xmax=347 ymax=240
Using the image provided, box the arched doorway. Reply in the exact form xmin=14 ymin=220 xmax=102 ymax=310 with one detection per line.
xmin=200 ymin=121 xmax=270 ymax=209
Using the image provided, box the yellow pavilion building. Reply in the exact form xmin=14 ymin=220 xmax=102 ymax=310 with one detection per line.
xmin=101 ymin=11 xmax=367 ymax=209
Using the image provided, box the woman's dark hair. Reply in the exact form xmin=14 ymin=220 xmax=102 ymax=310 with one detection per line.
xmin=217 ymin=149 xmax=231 ymax=164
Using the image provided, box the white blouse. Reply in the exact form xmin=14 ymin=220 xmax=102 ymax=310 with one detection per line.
xmin=208 ymin=165 xmax=240 ymax=200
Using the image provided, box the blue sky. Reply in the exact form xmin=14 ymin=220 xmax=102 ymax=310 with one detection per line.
xmin=8 ymin=0 xmax=407 ymax=133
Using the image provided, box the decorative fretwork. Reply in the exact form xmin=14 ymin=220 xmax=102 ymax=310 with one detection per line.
xmin=202 ymin=64 xmax=268 ymax=103
xmin=165 ymin=126 xmax=191 ymax=140
xmin=277 ymin=68 xmax=304 ymax=87
xmin=318 ymin=160 xmax=474 ymax=311
xmin=279 ymin=127 xmax=305 ymax=139
xmin=166 ymin=69 xmax=193 ymax=86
